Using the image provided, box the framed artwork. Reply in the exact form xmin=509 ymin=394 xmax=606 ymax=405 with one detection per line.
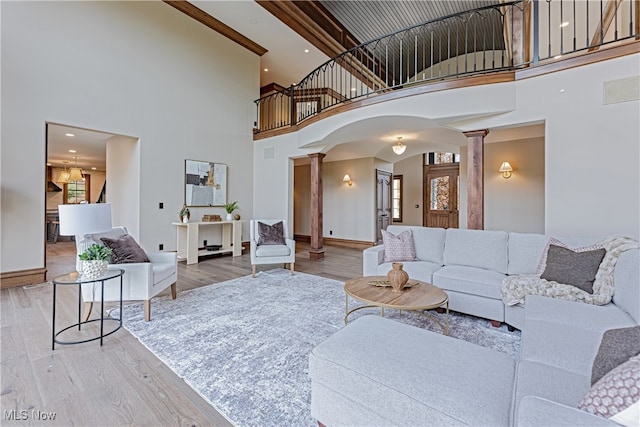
xmin=184 ymin=159 xmax=227 ymax=207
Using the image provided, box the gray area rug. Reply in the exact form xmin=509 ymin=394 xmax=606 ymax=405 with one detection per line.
xmin=113 ymin=269 xmax=521 ymax=427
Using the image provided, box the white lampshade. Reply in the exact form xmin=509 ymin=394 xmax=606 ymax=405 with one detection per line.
xmin=499 ymin=161 xmax=513 ymax=179
xmin=499 ymin=162 xmax=513 ymax=173
xmin=57 ymin=170 xmax=71 ymax=183
xmin=58 ymin=203 xmax=112 ymax=236
xmin=392 ymin=136 xmax=406 ymax=155
xmin=68 ymin=167 xmax=84 ymax=182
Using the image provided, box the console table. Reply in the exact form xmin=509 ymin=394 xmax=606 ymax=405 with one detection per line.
xmin=172 ymin=220 xmax=242 ymax=264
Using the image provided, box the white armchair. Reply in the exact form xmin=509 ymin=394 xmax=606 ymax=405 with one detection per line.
xmin=250 ymin=219 xmax=295 ymax=278
xmin=75 ymin=226 xmax=177 ymax=321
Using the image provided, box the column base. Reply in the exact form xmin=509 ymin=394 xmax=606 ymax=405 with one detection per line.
xmin=309 ymin=249 xmax=325 ymax=260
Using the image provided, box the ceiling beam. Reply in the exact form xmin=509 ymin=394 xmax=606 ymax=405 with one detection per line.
xmin=256 ymin=0 xmax=357 ymax=59
xmin=164 ymin=1 xmax=268 ymax=56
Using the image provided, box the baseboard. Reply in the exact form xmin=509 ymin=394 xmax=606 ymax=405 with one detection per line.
xmin=294 ymin=234 xmax=375 ymax=251
xmin=1 ymin=267 xmax=47 ymax=289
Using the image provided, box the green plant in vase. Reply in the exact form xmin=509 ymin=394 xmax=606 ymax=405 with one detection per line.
xmin=179 ymin=204 xmax=190 ymax=223
xmin=224 ymin=201 xmax=239 ymax=220
xmin=79 ymin=244 xmax=112 ymax=279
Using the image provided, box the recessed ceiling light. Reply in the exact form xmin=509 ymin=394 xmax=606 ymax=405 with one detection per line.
xmin=351 ymin=88 xmax=356 ymax=92
xmin=68 ymin=149 xmax=77 ymax=153
xmin=91 ymin=167 xmax=97 ymax=170
xmin=559 ymin=22 xmax=569 ymax=28
xmin=264 ymin=68 xmax=268 ymax=72
xmin=304 ymin=49 xmax=309 ymax=53
xmin=554 ymin=54 xmax=562 ymax=59
xmin=65 ymin=133 xmax=75 ymax=137
xmin=46 ymin=163 xmax=52 ymax=166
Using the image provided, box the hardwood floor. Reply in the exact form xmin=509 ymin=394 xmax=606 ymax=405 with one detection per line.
xmin=1 ymin=241 xmax=363 ymax=426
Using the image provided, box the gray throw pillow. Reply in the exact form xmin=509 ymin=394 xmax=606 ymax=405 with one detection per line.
xmin=100 ymin=234 xmax=150 ymax=264
xmin=258 ymin=221 xmax=285 ymax=245
xmin=591 ymin=326 xmax=640 ymax=385
xmin=540 ymin=244 xmax=606 ymax=293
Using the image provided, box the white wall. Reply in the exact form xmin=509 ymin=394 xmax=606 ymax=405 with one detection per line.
xmin=324 ymin=158 xmax=378 ymax=242
xmin=483 ymin=138 xmax=545 ymax=233
xmin=254 ymin=54 xmax=639 ymax=240
xmin=1 ymin=1 xmax=258 ymax=274
xmin=460 ymin=137 xmax=545 ymax=233
xmin=107 ymin=135 xmax=140 ymax=239
xmin=294 ymin=157 xmax=384 ymax=242
xmin=392 ymin=154 xmax=424 ymax=226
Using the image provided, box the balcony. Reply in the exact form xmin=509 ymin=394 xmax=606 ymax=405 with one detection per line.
xmin=254 ymin=0 xmax=639 ymax=137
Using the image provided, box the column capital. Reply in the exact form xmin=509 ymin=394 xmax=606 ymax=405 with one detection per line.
xmin=463 ymin=129 xmax=489 ymax=138
xmin=307 ymin=153 xmax=326 ymax=160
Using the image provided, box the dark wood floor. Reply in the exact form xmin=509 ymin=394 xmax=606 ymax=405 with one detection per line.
xmin=1 ymin=241 xmax=363 ymax=426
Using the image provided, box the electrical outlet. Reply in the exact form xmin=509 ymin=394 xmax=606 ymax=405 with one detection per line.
xmin=203 ymin=240 xmax=207 ymax=246
xmin=329 ymin=230 xmax=333 ymax=235
xmin=159 ymin=243 xmax=164 ymax=250
xmin=159 ymin=202 xmax=164 ymax=209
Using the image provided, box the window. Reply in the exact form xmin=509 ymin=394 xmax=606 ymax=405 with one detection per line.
xmin=427 ymin=152 xmax=460 ymax=164
xmin=392 ymin=175 xmax=403 ymax=222
xmin=64 ymin=174 xmax=90 ymax=204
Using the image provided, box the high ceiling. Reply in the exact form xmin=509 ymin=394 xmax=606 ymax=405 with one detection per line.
xmin=46 ymin=1 xmax=519 ymax=171
xmin=318 ymin=0 xmax=502 ymax=45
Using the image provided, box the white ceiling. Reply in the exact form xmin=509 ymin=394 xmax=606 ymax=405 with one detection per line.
xmin=47 ymin=124 xmax=113 ymax=172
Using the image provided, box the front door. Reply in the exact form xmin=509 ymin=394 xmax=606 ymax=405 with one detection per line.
xmin=376 ymin=169 xmax=392 ymax=242
xmin=425 ymin=165 xmax=459 ymax=228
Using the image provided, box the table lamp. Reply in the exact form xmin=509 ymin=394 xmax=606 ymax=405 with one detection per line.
xmin=58 ymin=203 xmax=113 ymax=257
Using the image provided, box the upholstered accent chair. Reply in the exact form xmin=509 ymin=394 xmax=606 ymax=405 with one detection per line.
xmin=250 ymin=219 xmax=295 ymax=278
xmin=74 ymin=226 xmax=177 ymax=321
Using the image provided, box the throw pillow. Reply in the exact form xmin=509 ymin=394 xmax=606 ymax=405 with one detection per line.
xmin=382 ymin=229 xmax=417 ymax=262
xmin=258 ymin=221 xmax=285 ymax=245
xmin=577 ymin=353 xmax=640 ymax=419
xmin=592 ymin=326 xmax=640 ymax=385
xmin=100 ymin=234 xmax=150 ymax=264
xmin=536 ymin=237 xmax=605 ymax=274
xmin=540 ymin=244 xmax=606 ymax=293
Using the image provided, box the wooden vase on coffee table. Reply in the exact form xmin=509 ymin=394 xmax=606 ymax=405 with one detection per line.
xmin=387 ymin=262 xmax=409 ymax=293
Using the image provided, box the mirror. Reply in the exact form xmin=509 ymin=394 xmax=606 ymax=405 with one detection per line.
xmin=184 ymin=159 xmax=227 ymax=206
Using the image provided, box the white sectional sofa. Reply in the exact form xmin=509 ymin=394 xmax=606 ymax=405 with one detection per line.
xmin=363 ymin=225 xmax=635 ymax=329
xmin=310 ymin=226 xmax=639 ymax=426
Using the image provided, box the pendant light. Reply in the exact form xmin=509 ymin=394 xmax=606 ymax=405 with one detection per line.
xmin=392 ymin=136 xmax=406 ymax=155
xmin=57 ymin=161 xmax=71 ymax=183
xmin=68 ymin=156 xmax=85 ymax=182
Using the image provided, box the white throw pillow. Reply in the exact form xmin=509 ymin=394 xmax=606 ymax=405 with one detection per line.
xmin=382 ymin=229 xmax=417 ymax=263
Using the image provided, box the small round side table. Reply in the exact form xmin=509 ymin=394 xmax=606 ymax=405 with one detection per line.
xmin=51 ymin=268 xmax=124 ymax=350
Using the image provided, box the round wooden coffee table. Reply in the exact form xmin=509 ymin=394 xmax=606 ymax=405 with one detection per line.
xmin=344 ymin=275 xmax=449 ymax=334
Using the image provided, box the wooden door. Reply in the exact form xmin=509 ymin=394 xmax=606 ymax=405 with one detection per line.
xmin=376 ymin=169 xmax=392 ymax=242
xmin=424 ymin=165 xmax=459 ymax=229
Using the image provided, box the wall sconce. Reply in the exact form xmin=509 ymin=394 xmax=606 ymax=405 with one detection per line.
xmin=343 ymin=174 xmax=353 ymax=186
xmin=499 ymin=161 xmax=513 ymax=179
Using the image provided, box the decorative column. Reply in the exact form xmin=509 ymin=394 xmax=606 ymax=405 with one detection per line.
xmin=464 ymin=129 xmax=489 ymax=230
xmin=308 ymin=153 xmax=326 ymax=259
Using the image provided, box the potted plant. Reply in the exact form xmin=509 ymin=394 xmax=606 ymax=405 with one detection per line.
xmin=224 ymin=201 xmax=239 ymax=221
xmin=179 ymin=204 xmax=190 ymax=223
xmin=79 ymin=244 xmax=112 ymax=279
